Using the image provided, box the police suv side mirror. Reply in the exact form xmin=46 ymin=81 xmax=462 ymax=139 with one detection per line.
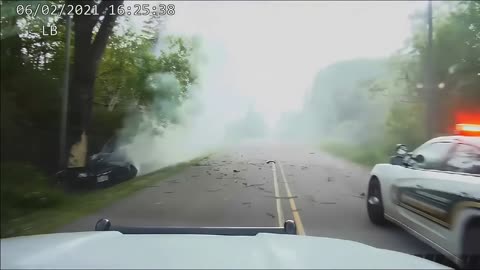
xmin=411 ymin=154 xmax=425 ymax=163
xmin=390 ymin=156 xmax=404 ymax=166
xmin=395 ymin=144 xmax=408 ymax=156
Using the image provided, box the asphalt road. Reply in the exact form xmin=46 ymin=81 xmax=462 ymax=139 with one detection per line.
xmin=60 ymin=142 xmax=438 ymax=257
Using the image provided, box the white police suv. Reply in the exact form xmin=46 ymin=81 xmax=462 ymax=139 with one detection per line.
xmin=366 ymin=124 xmax=480 ymax=269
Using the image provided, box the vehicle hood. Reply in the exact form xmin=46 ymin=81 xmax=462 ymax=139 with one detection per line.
xmin=0 ymin=232 xmax=450 ymax=269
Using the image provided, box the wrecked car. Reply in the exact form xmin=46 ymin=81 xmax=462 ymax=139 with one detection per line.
xmin=56 ymin=139 xmax=138 ymax=189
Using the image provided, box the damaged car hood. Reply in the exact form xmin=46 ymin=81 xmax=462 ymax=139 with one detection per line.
xmin=1 ymin=232 xmax=450 ymax=269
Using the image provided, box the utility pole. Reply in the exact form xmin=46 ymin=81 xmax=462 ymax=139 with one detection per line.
xmin=425 ymin=0 xmax=435 ymax=138
xmin=59 ymin=15 xmax=72 ymax=169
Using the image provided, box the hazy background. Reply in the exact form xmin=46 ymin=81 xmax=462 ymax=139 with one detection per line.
xmin=118 ymin=1 xmax=429 ymax=173
xmin=164 ymin=1 xmax=426 ymax=127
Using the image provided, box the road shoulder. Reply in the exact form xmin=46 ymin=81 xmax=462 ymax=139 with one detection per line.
xmin=1 ymin=158 xmax=203 ymax=238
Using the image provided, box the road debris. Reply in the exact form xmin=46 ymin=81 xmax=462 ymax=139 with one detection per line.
xmin=351 ymin=192 xmax=366 ymax=199
xmin=266 ymin=212 xmax=275 ymax=218
xmin=265 ymin=195 xmax=298 ymax=199
xmin=242 ymin=183 xmax=265 ymax=188
xmin=327 ymin=177 xmax=334 ymax=182
xmin=233 ymin=169 xmax=240 ymax=173
xmin=307 ymin=195 xmax=317 ymax=203
xmin=167 ymin=179 xmax=180 ymax=184
xmin=258 ymin=187 xmax=273 ymax=193
xmin=248 ymin=162 xmax=264 ymax=166
xmin=249 ymin=183 xmax=264 ymax=187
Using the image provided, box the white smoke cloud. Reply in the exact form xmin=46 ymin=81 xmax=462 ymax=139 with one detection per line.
xmin=117 ymin=37 xmax=266 ymax=175
xmin=113 ymin=1 xmax=424 ymax=174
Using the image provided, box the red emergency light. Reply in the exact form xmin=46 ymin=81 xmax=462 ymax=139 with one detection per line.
xmin=455 ymin=123 xmax=480 ymax=136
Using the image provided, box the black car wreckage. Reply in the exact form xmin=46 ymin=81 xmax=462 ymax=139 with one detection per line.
xmin=56 ymin=139 xmax=138 ymax=189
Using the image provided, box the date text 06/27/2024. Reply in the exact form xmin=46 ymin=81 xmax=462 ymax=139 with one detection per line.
xmin=15 ymin=3 xmax=175 ymax=18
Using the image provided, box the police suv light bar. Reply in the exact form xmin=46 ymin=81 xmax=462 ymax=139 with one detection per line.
xmin=455 ymin=123 xmax=480 ymax=136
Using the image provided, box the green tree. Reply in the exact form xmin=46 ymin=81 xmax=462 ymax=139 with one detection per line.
xmin=1 ymin=0 xmax=197 ymax=171
xmin=394 ymin=1 xmax=479 ymax=134
xmin=65 ymin=0 xmax=124 ymax=168
xmin=366 ymin=0 xmax=479 ymax=145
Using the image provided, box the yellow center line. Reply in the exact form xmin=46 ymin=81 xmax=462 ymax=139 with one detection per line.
xmin=270 ymin=162 xmax=285 ymax=227
xmin=278 ymin=161 xmax=306 ymax=235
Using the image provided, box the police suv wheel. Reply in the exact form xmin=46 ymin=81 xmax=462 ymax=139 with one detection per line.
xmin=367 ymin=178 xmax=387 ymax=225
xmin=462 ymin=219 xmax=480 ymax=269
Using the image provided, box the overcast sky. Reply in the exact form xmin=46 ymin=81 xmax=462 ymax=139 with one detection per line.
xmin=160 ymin=1 xmax=427 ymax=126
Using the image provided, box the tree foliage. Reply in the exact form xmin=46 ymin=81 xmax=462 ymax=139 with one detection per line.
xmin=1 ymin=1 xmax=197 ymax=172
xmin=363 ymin=1 xmax=480 ymax=148
xmin=95 ymin=22 xmax=196 ymax=112
xmin=278 ymin=1 xmax=479 ymax=161
xmin=387 ymin=1 xmax=480 ymax=135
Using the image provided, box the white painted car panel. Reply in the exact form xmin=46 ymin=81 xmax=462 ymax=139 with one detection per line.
xmin=397 ymin=169 xmax=479 ymax=257
xmin=0 ymin=232 xmax=451 ymax=269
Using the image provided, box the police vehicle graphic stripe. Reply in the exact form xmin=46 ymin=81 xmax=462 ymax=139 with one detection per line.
xmin=396 ymin=187 xmax=480 ymax=229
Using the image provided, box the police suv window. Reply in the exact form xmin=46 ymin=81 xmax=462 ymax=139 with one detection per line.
xmin=411 ymin=142 xmax=453 ymax=170
xmin=445 ymin=144 xmax=480 ymax=174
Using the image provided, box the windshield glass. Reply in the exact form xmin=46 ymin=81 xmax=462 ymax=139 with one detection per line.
xmin=1 ymin=0 xmax=479 ymax=268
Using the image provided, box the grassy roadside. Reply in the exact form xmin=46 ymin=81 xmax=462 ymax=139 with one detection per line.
xmin=1 ymin=156 xmax=208 ymax=238
xmin=320 ymin=142 xmax=388 ymax=167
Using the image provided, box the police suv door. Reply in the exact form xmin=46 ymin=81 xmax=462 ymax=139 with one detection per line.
xmin=393 ymin=141 xmax=480 ymax=255
xmin=391 ymin=141 xmax=455 ymax=248
xmin=440 ymin=143 xmax=480 ymax=256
